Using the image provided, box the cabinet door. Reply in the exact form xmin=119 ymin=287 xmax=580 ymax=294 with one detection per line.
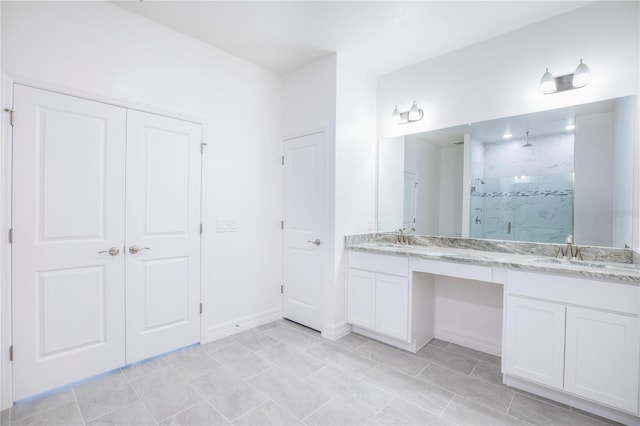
xmin=347 ymin=269 xmax=376 ymax=329
xmin=565 ymin=307 xmax=639 ymax=413
xmin=505 ymin=296 xmax=565 ymax=389
xmin=375 ymin=274 xmax=409 ymax=340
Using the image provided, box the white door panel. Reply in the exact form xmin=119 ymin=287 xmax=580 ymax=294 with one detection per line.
xmin=12 ymin=85 xmax=127 ymax=400
xmin=283 ymin=133 xmax=325 ymax=331
xmin=125 ymin=110 xmax=202 ymax=363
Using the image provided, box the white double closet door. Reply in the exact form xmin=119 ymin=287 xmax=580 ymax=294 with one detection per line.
xmin=11 ymin=85 xmax=202 ymax=400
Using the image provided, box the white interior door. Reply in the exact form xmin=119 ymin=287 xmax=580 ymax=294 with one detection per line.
xmin=125 ymin=110 xmax=202 ymax=363
xmin=12 ymin=85 xmax=127 ymax=400
xmin=282 ymin=132 xmax=325 ymax=331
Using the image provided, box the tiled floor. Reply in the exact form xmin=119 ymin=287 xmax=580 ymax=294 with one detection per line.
xmin=1 ymin=319 xmax=621 ymax=425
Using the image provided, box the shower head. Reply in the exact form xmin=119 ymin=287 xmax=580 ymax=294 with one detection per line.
xmin=521 ymin=131 xmax=532 ymax=148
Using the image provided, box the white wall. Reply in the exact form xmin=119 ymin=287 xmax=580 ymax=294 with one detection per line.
xmin=574 ymin=112 xmax=614 ymax=246
xmin=332 ymin=55 xmax=378 ymax=335
xmin=434 ymin=276 xmax=503 ymax=356
xmin=1 ymin=0 xmax=283 ymax=372
xmin=282 ymin=54 xmax=337 ymax=140
xmin=378 ymin=1 xmax=639 ymax=139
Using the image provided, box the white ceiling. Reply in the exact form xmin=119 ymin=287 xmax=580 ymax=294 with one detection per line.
xmin=114 ymin=1 xmax=592 ymax=76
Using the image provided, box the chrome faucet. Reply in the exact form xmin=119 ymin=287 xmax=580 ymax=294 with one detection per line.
xmin=396 ymin=227 xmax=415 ymax=245
xmin=556 ymin=234 xmax=583 ymax=260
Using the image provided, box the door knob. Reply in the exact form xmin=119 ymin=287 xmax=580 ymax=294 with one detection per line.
xmin=129 ymin=245 xmax=150 ymax=254
xmin=98 ymin=247 xmax=120 ymax=256
xmin=307 ymin=239 xmax=321 ymax=246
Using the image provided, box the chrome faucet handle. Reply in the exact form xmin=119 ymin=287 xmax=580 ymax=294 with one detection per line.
xmin=573 ymin=247 xmax=583 ymax=261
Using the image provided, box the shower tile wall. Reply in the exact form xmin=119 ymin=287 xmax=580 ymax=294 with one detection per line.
xmin=470 ymin=133 xmax=574 ymax=243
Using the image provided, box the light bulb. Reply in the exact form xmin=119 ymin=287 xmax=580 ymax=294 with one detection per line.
xmin=539 ymin=68 xmax=556 ymax=94
xmin=408 ymin=101 xmax=420 ymax=121
xmin=573 ymin=59 xmax=591 ymax=88
xmin=391 ymin=105 xmax=400 ymax=122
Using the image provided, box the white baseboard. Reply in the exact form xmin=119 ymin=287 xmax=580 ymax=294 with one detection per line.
xmin=321 ymin=321 xmax=351 ymax=341
xmin=204 ymin=308 xmax=281 ymax=343
xmin=506 ymin=375 xmax=639 ymax=426
xmin=351 ymin=326 xmax=419 ymax=353
xmin=434 ymin=325 xmax=501 ymax=356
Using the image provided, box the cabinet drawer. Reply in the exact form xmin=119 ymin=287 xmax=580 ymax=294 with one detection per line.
xmin=413 ymin=258 xmax=492 ymax=282
xmin=348 ymin=251 xmax=408 ymax=277
xmin=507 ymin=271 xmax=639 ymax=315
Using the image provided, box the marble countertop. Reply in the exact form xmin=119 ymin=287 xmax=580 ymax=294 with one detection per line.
xmin=346 ymin=240 xmax=640 ymax=283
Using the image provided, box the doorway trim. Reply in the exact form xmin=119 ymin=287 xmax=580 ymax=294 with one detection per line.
xmin=0 ymin=76 xmax=208 ymax=409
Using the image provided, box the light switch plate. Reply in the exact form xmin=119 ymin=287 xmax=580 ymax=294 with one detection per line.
xmin=216 ymin=220 xmax=238 ymax=232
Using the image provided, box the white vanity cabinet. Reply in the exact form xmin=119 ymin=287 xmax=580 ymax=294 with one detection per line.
xmin=347 ymin=251 xmax=409 ymax=341
xmin=504 ymin=271 xmax=640 ymax=415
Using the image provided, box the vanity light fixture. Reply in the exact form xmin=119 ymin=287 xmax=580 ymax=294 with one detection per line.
xmin=539 ymin=59 xmax=592 ymax=95
xmin=503 ymin=132 xmax=513 ymax=139
xmin=565 ymin=124 xmax=576 ymax=131
xmin=392 ymin=101 xmax=424 ymax=124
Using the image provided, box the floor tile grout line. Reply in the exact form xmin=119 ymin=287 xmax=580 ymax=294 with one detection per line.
xmin=181 ymin=378 xmax=234 ymax=425
xmin=299 ymin=395 xmax=336 ymax=423
xmin=116 ymin=368 xmax=160 ymax=425
xmin=505 ymin=391 xmax=516 ymax=417
xmin=232 ymin=364 xmax=311 ymax=423
xmin=413 ymin=361 xmax=431 ymax=378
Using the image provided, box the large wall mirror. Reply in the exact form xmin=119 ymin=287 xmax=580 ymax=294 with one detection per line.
xmin=377 ymin=95 xmax=636 ymax=248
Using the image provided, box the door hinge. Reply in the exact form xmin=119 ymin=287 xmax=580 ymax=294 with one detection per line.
xmin=9 ymin=346 xmax=13 ymax=361
xmin=200 ymin=303 xmax=203 ymax=314
xmin=200 ymin=224 xmax=203 ymax=234
xmin=280 ymin=220 xmax=284 ymax=230
xmin=281 ymin=155 xmax=284 ymax=165
xmin=4 ymin=108 xmax=14 ymax=126
xmin=8 ymin=228 xmax=12 ymax=244
xmin=280 ymin=284 xmax=284 ymax=294
xmin=201 ymin=142 xmax=207 ymax=155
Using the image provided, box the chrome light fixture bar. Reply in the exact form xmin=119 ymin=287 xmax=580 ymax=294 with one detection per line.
xmin=392 ymin=101 xmax=424 ymax=124
xmin=539 ymin=59 xmax=592 ymax=95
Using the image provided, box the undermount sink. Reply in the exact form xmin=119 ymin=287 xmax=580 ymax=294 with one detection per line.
xmin=532 ymin=257 xmax=639 ymax=271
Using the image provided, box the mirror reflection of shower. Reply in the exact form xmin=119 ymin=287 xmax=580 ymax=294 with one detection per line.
xmin=470 ymin=128 xmax=574 ymax=243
